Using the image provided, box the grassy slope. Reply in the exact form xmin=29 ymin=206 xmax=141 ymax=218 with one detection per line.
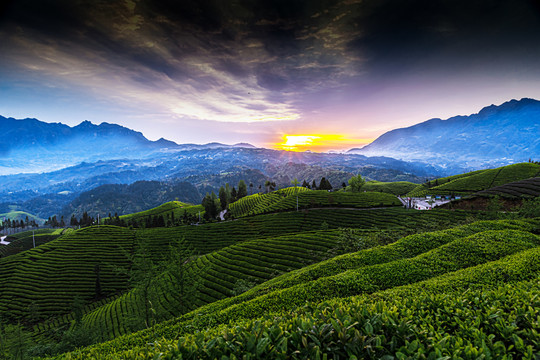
xmin=56 ymin=218 xmax=540 ymax=359
xmin=406 ymin=162 xmax=540 ymax=196
xmin=117 ymin=201 xmax=204 ymax=224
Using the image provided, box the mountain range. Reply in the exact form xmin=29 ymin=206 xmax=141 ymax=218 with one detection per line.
xmin=0 ymin=116 xmax=254 ymax=175
xmin=1 ymin=97 xmax=538 ymax=220
xmin=349 ymin=98 xmax=540 ymax=168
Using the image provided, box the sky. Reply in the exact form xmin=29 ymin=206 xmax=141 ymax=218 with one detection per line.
xmin=1 ymin=0 xmax=540 ymax=151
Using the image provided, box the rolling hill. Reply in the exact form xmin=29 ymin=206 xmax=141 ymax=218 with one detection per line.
xmin=50 ymin=217 xmax=540 ymax=359
xmin=406 ymin=162 xmax=540 ymax=197
xmin=0 ymin=172 xmax=538 ymax=359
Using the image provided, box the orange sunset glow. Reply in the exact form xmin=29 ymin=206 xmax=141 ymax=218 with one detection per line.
xmin=276 ymin=135 xmax=374 ymax=152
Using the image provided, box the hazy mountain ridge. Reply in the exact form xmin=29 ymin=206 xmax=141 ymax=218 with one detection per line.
xmin=0 ymin=116 xmax=255 ymax=175
xmin=0 ymin=148 xmax=432 ymax=219
xmin=348 ymin=98 xmax=540 ymax=167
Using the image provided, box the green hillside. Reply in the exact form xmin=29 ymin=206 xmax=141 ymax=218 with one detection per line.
xmin=407 ymin=162 xmax=540 ymax=196
xmin=231 ymin=190 xmax=401 ymax=217
xmin=0 ymin=226 xmax=135 ymax=324
xmin=4 ymin=208 xmax=472 ymax=346
xmin=51 ymin=218 xmax=540 ymax=359
xmin=0 ymin=164 xmax=539 ymax=359
xmin=228 ymin=187 xmax=310 ymax=217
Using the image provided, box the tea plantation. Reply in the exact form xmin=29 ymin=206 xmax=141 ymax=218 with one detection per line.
xmin=0 ymin=172 xmax=538 ymax=359
xmin=406 ymin=162 xmax=540 ymax=196
xmin=50 ymin=218 xmax=540 ymax=359
xmin=476 ymin=176 xmax=540 ymax=198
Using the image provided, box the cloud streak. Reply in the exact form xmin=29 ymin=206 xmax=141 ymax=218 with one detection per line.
xmin=1 ymin=0 xmax=540 ymax=148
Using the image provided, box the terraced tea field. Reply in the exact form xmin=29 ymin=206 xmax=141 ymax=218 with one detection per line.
xmin=79 ymin=229 xmax=345 ymax=340
xmin=55 ymin=218 xmax=540 ymax=359
xmin=1 ymin=166 xmax=538 ymax=359
xmin=232 ymin=190 xmax=401 ymax=217
xmin=476 ymin=176 xmax=540 ymax=198
xmin=407 ymin=162 xmax=540 ymax=196
xmin=0 ymin=226 xmax=135 ymax=322
xmin=228 ymin=186 xmax=311 ymax=217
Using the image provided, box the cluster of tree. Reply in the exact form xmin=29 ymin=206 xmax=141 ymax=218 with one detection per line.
xmin=348 ymin=174 xmax=365 ymax=192
xmin=104 ymin=210 xmax=201 ymax=229
xmin=299 ymin=177 xmax=333 ymax=191
xmin=45 ymin=215 xmax=66 ymax=228
xmin=0 ymin=297 xmax=99 ymax=359
xmin=205 ymin=180 xmax=253 ymax=220
xmin=0 ymin=216 xmax=39 ymax=232
xmin=264 ymin=180 xmax=277 ymax=193
xmin=66 ymin=212 xmax=95 ymax=228
xmin=528 ymin=158 xmax=540 ymax=165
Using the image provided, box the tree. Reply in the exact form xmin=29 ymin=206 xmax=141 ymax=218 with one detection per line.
xmin=0 ymin=320 xmax=34 ymax=360
xmin=319 ymin=177 xmax=332 ymax=190
xmin=202 ymin=192 xmax=221 ymax=220
xmin=116 ymin=238 xmax=162 ymax=330
xmin=264 ymin=180 xmax=271 ymax=193
xmin=219 ymin=186 xmax=228 ymax=210
xmin=312 ymin=179 xmax=317 ymax=190
xmin=225 ymin=183 xmax=232 ymax=203
xmin=348 ymin=174 xmax=365 ymax=192
xmin=249 ymin=182 xmax=254 ymax=195
xmin=231 ymin=187 xmax=238 ymax=202
xmin=237 ymin=180 xmax=248 ymax=199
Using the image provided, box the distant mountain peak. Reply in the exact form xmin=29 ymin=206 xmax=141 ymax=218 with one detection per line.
xmin=348 ymin=98 xmax=540 ymax=168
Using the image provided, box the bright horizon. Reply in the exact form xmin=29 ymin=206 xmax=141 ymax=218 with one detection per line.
xmin=2 ymin=1 xmax=540 ymax=150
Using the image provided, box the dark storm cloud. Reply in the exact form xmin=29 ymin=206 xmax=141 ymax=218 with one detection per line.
xmin=1 ymin=0 xmax=540 ymax=130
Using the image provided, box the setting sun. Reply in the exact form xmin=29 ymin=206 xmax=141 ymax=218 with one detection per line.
xmin=276 ymin=134 xmax=374 ymax=152
xmin=280 ymin=135 xmax=321 ymax=150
